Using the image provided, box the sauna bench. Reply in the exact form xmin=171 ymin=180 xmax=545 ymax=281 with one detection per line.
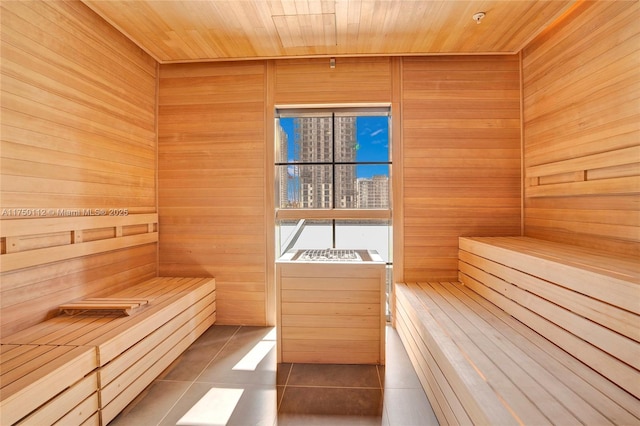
xmin=0 ymin=276 xmax=216 ymax=426
xmin=395 ymin=236 xmax=639 ymax=425
xmin=0 ymin=344 xmax=99 ymax=425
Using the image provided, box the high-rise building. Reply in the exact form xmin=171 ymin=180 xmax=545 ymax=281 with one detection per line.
xmin=357 ymin=175 xmax=390 ymax=208
xmin=275 ymin=124 xmax=290 ymax=208
xmin=280 ymin=116 xmax=388 ymax=209
xmin=334 ymin=116 xmax=357 ymax=208
xmin=294 ymin=116 xmax=357 ymax=208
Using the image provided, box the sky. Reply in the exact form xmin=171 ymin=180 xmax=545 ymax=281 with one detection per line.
xmin=279 ymin=116 xmax=390 ymax=179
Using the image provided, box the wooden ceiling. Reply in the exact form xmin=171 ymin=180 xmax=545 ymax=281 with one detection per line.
xmin=82 ymin=0 xmax=579 ymax=63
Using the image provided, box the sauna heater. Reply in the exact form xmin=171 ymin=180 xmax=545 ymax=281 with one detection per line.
xmin=276 ymin=248 xmax=386 ymax=365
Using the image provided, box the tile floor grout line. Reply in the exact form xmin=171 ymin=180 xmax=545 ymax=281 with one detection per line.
xmin=192 ymin=325 xmax=243 ymax=383
xmin=112 ymin=325 xmax=438 ymax=425
xmin=377 ymin=364 xmax=387 ymax=425
xmin=283 ymin=363 xmax=293 ymax=388
xmin=155 ymin=325 xmax=243 ymax=425
xmin=277 ymin=363 xmax=294 ymax=412
xmin=283 ymin=384 xmax=383 ymax=390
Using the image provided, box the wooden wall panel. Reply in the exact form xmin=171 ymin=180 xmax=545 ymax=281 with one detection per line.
xmin=522 ymin=1 xmax=640 ymax=257
xmin=402 ymin=56 xmax=522 ymax=281
xmin=0 ymin=1 xmax=158 ymax=336
xmin=274 ymin=57 xmax=392 ymax=105
xmin=158 ymin=61 xmax=267 ymax=325
xmin=1 ymin=245 xmax=157 ymax=337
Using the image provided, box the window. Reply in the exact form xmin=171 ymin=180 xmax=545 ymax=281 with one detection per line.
xmin=274 ymin=108 xmax=393 ymax=316
xmin=275 ymin=110 xmax=390 ymax=210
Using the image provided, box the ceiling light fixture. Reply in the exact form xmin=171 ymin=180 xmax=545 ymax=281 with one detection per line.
xmin=472 ymin=12 xmax=486 ymax=24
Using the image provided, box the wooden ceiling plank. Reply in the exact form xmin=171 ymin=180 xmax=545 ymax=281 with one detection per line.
xmin=321 ymin=0 xmax=336 ymax=15
xmin=249 ymin=3 xmax=284 ymax=56
xmin=180 ymin=2 xmax=227 ymax=59
xmin=267 ymin=0 xmax=285 ymax=16
xmin=333 ymin=0 xmax=350 ymax=54
xmin=353 ymin=0 xmax=370 ymax=52
xmin=345 ymin=0 xmax=362 ymax=52
xmin=79 ymin=0 xmax=580 ymax=62
xmin=281 ymin=0 xmax=298 ymax=16
xmin=83 ymin=1 xmax=173 ymax=62
xmin=324 ymin=12 xmax=337 ymax=48
xmin=381 ymin=2 xmax=410 ymax=53
xmin=407 ymin=1 xmax=443 ymax=53
xmin=513 ymin=0 xmax=583 ymax=54
xmin=295 ymin=0 xmax=311 ymax=15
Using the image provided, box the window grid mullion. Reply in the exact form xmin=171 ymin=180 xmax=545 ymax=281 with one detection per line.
xmin=332 ymin=113 xmax=336 ymax=246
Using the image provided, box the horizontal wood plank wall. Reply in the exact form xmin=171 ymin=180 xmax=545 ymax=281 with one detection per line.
xmin=0 ymin=1 xmax=158 ymax=336
xmin=158 ymin=61 xmax=267 ymax=325
xmin=522 ymin=1 xmax=640 ymax=257
xmin=274 ymin=57 xmax=392 ymax=105
xmin=402 ymin=56 xmax=522 ymax=281
xmin=159 ymin=56 xmax=524 ymax=323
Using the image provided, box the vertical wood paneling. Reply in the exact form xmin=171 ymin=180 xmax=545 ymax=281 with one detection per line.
xmin=158 ymin=61 xmax=267 ymax=325
xmin=0 ymin=1 xmax=158 ymax=336
xmin=390 ymin=57 xmax=404 ymax=326
xmin=265 ymin=61 xmax=277 ymax=326
xmin=402 ymin=56 xmax=522 ymax=281
xmin=522 ymin=1 xmax=640 ymax=257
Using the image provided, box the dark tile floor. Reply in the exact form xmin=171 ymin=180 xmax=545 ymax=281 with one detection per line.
xmin=110 ymin=325 xmax=438 ymax=425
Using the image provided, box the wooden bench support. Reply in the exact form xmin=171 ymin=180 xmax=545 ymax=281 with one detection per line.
xmin=396 ymin=283 xmax=512 ymax=425
xmin=99 ymin=285 xmax=216 ymax=424
xmin=0 ymin=276 xmax=216 ymax=426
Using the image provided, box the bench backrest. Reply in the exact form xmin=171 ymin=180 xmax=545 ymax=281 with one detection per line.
xmin=0 ymin=214 xmax=159 ymax=336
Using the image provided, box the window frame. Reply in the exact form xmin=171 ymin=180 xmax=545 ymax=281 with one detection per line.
xmin=274 ymin=107 xmax=392 ymax=222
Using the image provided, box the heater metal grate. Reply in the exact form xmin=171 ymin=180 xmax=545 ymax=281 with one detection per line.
xmin=297 ymin=249 xmax=362 ymax=262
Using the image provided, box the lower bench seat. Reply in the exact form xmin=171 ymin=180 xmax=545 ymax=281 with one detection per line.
xmin=458 ymin=236 xmax=639 ymax=398
xmin=0 ymin=276 xmax=216 ymax=426
xmin=0 ymin=345 xmax=99 ymax=425
xmin=395 ymin=236 xmax=640 ymax=425
xmin=396 ymin=282 xmax=640 ymax=425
